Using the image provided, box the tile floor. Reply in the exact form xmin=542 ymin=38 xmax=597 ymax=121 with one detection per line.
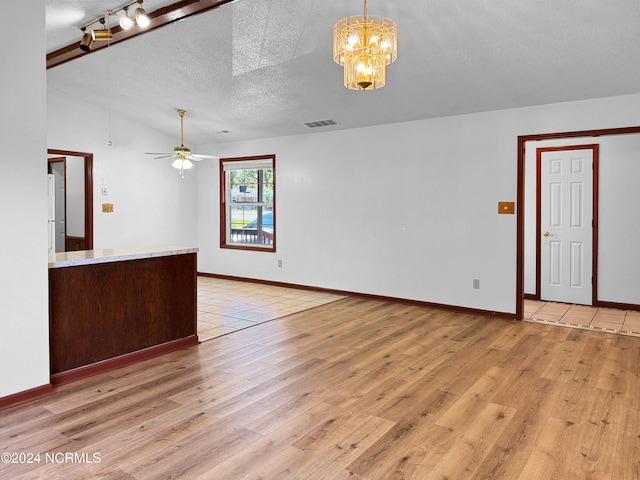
xmin=196 ymin=277 xmax=640 ymax=341
xmin=196 ymin=276 xmax=346 ymax=341
xmin=524 ymin=299 xmax=640 ymax=337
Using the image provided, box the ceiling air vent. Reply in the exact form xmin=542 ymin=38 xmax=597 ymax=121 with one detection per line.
xmin=304 ymin=119 xmax=338 ymax=128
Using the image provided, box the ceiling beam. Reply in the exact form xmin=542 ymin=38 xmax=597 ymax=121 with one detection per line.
xmin=47 ymin=0 xmax=236 ymax=69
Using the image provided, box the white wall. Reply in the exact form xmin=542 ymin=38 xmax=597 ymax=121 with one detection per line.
xmin=0 ymin=0 xmax=50 ymax=398
xmin=524 ymin=134 xmax=640 ymax=304
xmin=47 ymin=91 xmax=198 ymax=249
xmin=598 ymin=135 xmax=640 ymax=303
xmin=198 ymin=94 xmax=640 ymax=315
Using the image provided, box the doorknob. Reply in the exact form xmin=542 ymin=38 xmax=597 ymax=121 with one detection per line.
xmin=543 ymin=231 xmax=551 ymax=237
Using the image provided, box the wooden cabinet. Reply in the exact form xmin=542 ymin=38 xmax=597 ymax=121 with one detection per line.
xmin=48 ymin=247 xmax=198 ymax=385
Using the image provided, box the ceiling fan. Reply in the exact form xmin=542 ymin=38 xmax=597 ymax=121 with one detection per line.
xmin=146 ymin=109 xmax=218 ymax=177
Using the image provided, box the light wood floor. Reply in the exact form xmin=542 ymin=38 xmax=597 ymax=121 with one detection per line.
xmin=2 ymin=297 xmax=639 ymax=479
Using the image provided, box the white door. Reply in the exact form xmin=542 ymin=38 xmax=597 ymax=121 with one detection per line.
xmin=48 ymin=174 xmax=55 ymax=254
xmin=50 ymin=161 xmax=66 ymax=253
xmin=539 ymin=147 xmax=594 ymax=305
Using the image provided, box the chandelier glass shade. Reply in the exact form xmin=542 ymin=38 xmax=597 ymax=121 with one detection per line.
xmin=333 ymin=1 xmax=397 ymax=90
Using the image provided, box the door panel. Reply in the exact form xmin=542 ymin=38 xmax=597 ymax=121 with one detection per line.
xmin=48 ymin=174 xmax=55 ymax=254
xmin=570 ymin=242 xmax=583 ymax=287
xmin=50 ymin=160 xmax=66 ymax=253
xmin=539 ymin=148 xmax=594 ymax=305
xmin=549 ymin=240 xmax=561 ymax=286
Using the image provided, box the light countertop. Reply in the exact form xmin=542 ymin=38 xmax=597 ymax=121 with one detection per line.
xmin=48 ymin=245 xmax=198 ymax=269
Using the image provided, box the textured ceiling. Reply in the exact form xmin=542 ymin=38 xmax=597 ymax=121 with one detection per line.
xmin=45 ymin=0 xmax=640 ymax=148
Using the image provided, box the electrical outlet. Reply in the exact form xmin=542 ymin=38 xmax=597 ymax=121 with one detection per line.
xmin=473 ymin=279 xmax=480 ymax=289
xmin=278 ymin=259 xmax=283 ymax=267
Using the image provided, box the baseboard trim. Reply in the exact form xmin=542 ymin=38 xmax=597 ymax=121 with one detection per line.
xmin=198 ymin=272 xmax=516 ymax=320
xmin=596 ymin=300 xmax=640 ymax=312
xmin=51 ymin=335 xmax=199 ymax=387
xmin=0 ymin=384 xmax=54 ymax=412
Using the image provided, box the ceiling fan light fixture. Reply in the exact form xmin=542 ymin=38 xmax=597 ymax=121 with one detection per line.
xmin=135 ymin=1 xmax=150 ymax=28
xmin=146 ymin=110 xmax=218 ymax=177
xmin=333 ymin=0 xmax=397 ymax=90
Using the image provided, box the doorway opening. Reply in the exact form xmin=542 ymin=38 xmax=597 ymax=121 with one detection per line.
xmin=47 ymin=149 xmax=93 ymax=251
xmin=516 ymin=126 xmax=640 ymax=320
xmin=47 ymin=157 xmax=66 ymax=252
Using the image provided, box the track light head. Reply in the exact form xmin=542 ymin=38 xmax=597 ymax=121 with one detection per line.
xmin=91 ymin=29 xmax=113 ymax=41
xmin=91 ymin=18 xmax=113 ymax=41
xmin=119 ymin=7 xmax=135 ymax=29
xmin=135 ymin=1 xmax=150 ymax=28
xmin=79 ymin=28 xmax=92 ymax=51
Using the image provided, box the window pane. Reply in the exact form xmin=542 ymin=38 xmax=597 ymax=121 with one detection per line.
xmin=230 ymin=205 xmax=257 ymax=230
xmin=262 ymin=168 xmax=274 ymax=204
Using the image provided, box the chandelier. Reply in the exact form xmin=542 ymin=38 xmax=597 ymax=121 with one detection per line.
xmin=333 ymin=0 xmax=397 ymax=90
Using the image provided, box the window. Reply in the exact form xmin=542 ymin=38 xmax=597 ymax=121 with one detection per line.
xmin=220 ymin=155 xmax=275 ymax=251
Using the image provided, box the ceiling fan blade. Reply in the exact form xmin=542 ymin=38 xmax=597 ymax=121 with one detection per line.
xmin=190 ymin=153 xmax=220 ymax=159
xmin=145 ymin=152 xmax=175 ymax=155
xmin=152 ymin=155 xmax=177 ymax=160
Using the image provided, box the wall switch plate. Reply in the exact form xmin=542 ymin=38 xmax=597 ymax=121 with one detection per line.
xmin=102 ymin=187 xmax=108 ymax=196
xmin=498 ymin=202 xmax=515 ymax=214
xmin=473 ymin=279 xmax=480 ymax=289
xmin=278 ymin=259 xmax=282 ymax=267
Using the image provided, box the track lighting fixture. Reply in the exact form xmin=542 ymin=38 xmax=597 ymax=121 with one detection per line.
xmin=92 ymin=30 xmax=113 ymax=41
xmin=91 ymin=18 xmax=113 ymax=41
xmin=78 ymin=1 xmax=150 ymax=52
xmin=135 ymin=1 xmax=150 ymax=28
xmin=79 ymin=28 xmax=93 ymax=52
xmin=119 ymin=7 xmax=135 ymax=29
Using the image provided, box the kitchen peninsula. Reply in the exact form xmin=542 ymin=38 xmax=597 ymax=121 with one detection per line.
xmin=48 ymin=246 xmax=198 ymax=385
